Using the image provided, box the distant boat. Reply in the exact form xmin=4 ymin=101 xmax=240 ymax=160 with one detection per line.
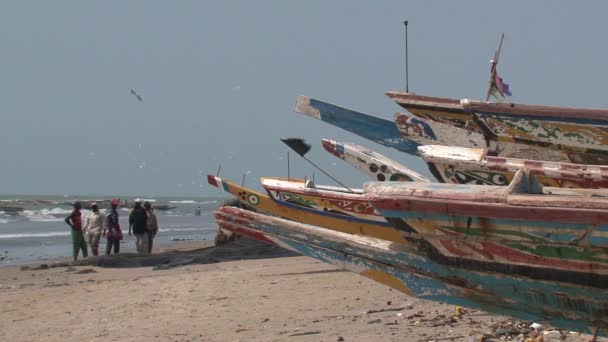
xmin=0 ymin=206 xmax=24 ymax=214
xmin=151 ymin=204 xmax=176 ymax=211
xmin=215 ymin=205 xmax=608 ymax=337
xmin=419 ymin=144 xmax=608 ymax=188
xmin=64 ymin=199 xmax=112 ymax=209
xmin=387 ymin=92 xmax=608 ymax=164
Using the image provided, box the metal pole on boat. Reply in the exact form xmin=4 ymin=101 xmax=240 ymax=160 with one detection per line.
xmin=485 ymin=33 xmax=504 ymax=101
xmin=404 ymin=20 xmax=409 ymax=93
xmin=287 ymin=151 xmax=290 ymax=180
xmin=216 ymin=164 xmax=222 ymax=176
xmin=280 ymin=138 xmax=354 ymax=193
xmin=300 ymin=155 xmax=355 ymax=193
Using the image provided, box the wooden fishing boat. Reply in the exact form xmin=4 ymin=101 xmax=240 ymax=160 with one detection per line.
xmin=320 ymin=138 xmax=430 ymax=183
xmin=419 ymin=144 xmax=608 ymax=188
xmin=395 ymin=111 xmax=575 ymax=163
xmin=294 ymin=96 xmax=419 ymax=154
xmin=207 ymin=175 xmax=408 ymax=243
xmin=215 ymin=205 xmax=608 ymax=336
xmin=260 ymin=177 xmax=389 ymax=224
xmin=364 ymin=169 xmax=608 ymax=290
xmin=0 ymin=206 xmax=24 ymax=214
xmin=387 ymin=92 xmax=608 ymax=164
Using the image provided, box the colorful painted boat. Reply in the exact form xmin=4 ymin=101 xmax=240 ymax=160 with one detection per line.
xmin=387 ymin=92 xmax=608 ymax=165
xmin=320 ymin=138 xmax=430 ymax=183
xmin=294 ymin=96 xmax=419 ymax=154
xmin=260 ymin=177 xmax=387 ymax=224
xmin=207 ymin=175 xmax=408 ymax=243
xmin=215 ymin=205 xmax=608 ymax=335
xmin=419 ymin=144 xmax=608 ymax=188
xmin=394 ymin=111 xmax=574 ymax=163
xmin=364 ymin=169 xmax=608 ymax=289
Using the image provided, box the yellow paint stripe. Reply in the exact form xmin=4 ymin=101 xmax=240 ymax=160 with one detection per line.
xmin=360 ymin=269 xmax=412 ymax=295
xmin=219 ymin=178 xmax=410 ymax=244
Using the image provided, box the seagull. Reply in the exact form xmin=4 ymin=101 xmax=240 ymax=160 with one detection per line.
xmin=130 ymin=89 xmax=143 ymax=102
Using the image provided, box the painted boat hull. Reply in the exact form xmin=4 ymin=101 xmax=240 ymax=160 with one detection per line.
xmin=386 ymin=92 xmax=608 ymax=161
xmin=215 ymin=206 xmax=608 ymax=335
xmin=207 ymin=175 xmax=408 ymax=244
xmin=394 ymin=112 xmax=576 ymax=163
xmin=261 ymin=177 xmax=385 ymax=224
xmin=364 ymin=174 xmax=608 ymax=288
xmin=321 ymin=138 xmax=430 ymax=183
xmin=294 ymin=96 xmax=419 ymax=154
xmin=419 ymin=145 xmax=608 ymax=188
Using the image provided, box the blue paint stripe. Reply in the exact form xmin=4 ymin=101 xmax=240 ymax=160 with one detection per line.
xmin=247 ymin=222 xmax=605 ymax=334
xmin=336 ymin=142 xmax=345 ymax=159
xmin=309 ymin=98 xmax=420 ymax=155
xmin=247 ymin=219 xmax=608 ymax=301
xmin=221 ymin=181 xmax=230 ymax=193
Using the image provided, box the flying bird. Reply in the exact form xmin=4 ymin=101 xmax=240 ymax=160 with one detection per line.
xmin=130 ymin=89 xmax=143 ymax=102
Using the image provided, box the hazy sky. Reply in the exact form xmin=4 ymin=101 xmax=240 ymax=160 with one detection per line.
xmin=2 ymin=1 xmax=607 ymax=197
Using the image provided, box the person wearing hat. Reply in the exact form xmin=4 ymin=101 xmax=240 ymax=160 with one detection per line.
xmin=84 ymin=202 xmax=104 ymax=256
xmin=65 ymin=201 xmax=88 ymax=261
xmin=104 ymin=199 xmax=122 ymax=254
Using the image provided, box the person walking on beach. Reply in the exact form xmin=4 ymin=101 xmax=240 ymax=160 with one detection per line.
xmin=129 ymin=201 xmax=148 ymax=253
xmin=104 ymin=198 xmax=122 ymax=255
xmin=144 ymin=201 xmax=159 ymax=253
xmin=65 ymin=201 xmax=88 ymax=261
xmin=84 ymin=202 xmax=104 ymax=256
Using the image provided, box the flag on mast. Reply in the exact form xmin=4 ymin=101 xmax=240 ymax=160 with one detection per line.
xmin=485 ymin=33 xmax=513 ymax=102
xmin=489 ymin=65 xmax=512 ymax=101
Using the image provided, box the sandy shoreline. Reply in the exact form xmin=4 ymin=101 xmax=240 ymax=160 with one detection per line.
xmin=0 ymin=238 xmax=602 ymax=342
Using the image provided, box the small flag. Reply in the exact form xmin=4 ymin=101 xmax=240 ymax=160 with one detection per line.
xmin=494 ymin=72 xmax=512 ymax=96
xmin=490 ymin=71 xmax=512 ymax=101
xmin=280 ymin=138 xmax=311 ymax=157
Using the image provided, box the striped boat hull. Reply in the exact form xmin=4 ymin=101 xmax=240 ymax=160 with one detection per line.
xmin=215 ymin=206 xmax=608 ymax=335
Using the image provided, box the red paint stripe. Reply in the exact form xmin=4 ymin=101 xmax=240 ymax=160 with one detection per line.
xmin=207 ymin=175 xmax=219 ymax=188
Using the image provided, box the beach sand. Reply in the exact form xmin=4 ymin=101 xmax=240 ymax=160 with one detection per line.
xmin=0 ymin=238 xmax=601 ymax=342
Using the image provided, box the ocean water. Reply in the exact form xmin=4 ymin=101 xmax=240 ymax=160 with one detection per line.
xmin=0 ymin=195 xmax=226 ymax=266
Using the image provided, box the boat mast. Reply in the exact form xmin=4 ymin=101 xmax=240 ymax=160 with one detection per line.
xmin=485 ymin=33 xmax=505 ymax=102
xmin=404 ymin=20 xmax=409 ymax=93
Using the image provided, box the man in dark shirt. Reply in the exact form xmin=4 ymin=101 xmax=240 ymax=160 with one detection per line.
xmin=129 ymin=201 xmax=148 ymax=253
xmin=65 ymin=201 xmax=88 ymax=261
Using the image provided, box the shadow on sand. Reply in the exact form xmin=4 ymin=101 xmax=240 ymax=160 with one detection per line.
xmin=21 ymin=237 xmax=296 ymax=271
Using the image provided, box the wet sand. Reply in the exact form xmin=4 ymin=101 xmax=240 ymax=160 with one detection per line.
xmin=0 ymin=238 xmax=601 ymax=342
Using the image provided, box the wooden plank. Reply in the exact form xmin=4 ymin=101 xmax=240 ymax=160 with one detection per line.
xmin=294 ymin=96 xmax=419 ymax=155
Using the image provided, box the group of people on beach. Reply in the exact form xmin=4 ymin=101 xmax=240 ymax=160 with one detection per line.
xmin=64 ymin=199 xmax=159 ymax=261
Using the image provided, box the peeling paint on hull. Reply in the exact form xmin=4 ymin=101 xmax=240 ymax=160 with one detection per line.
xmin=394 ymin=112 xmax=587 ymax=163
xmin=215 ymin=206 xmax=608 ymax=335
xmin=419 ymin=145 xmax=608 ymax=188
xmin=388 ymin=92 xmax=608 ymax=164
xmin=364 ymin=175 xmax=608 ymax=287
